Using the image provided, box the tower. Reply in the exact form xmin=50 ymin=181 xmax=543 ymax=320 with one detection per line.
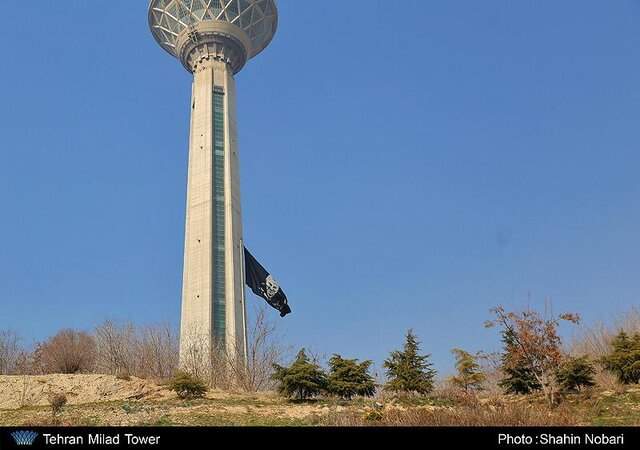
xmin=148 ymin=0 xmax=278 ymax=368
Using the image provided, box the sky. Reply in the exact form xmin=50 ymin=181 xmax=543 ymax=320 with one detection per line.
xmin=1 ymin=1 xmax=639 ymax=375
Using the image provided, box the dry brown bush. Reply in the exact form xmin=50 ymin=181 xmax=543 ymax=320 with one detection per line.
xmin=34 ymin=330 xmax=96 ymax=374
xmin=48 ymin=393 xmax=67 ymax=417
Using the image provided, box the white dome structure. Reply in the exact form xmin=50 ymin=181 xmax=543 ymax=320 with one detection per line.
xmin=149 ymin=0 xmax=278 ymax=72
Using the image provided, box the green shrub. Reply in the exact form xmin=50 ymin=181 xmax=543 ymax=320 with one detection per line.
xmin=601 ymin=331 xmax=640 ymax=384
xmin=272 ymin=349 xmax=326 ymax=400
xmin=556 ymin=356 xmax=596 ymax=392
xmin=326 ymin=354 xmax=376 ymax=400
xmin=169 ymin=371 xmax=208 ymax=400
xmin=498 ymin=330 xmax=541 ymax=394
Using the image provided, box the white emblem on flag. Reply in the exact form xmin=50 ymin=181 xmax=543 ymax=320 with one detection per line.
xmin=265 ymin=275 xmax=280 ymax=299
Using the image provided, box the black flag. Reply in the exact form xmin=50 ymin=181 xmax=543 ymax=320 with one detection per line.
xmin=244 ymin=247 xmax=291 ymax=317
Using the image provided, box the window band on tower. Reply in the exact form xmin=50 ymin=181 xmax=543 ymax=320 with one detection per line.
xmin=212 ymin=86 xmax=226 ymax=348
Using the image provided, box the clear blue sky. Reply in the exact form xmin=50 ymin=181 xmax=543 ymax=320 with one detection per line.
xmin=1 ymin=1 xmax=639 ymax=375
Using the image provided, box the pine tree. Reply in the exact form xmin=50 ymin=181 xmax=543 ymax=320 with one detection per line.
xmin=449 ymin=349 xmax=486 ymax=393
xmin=498 ymin=329 xmax=541 ymax=394
xmin=271 ymin=349 xmax=327 ymax=400
xmin=601 ymin=331 xmax=640 ymax=384
xmin=556 ymin=356 xmax=596 ymax=392
xmin=499 ymin=366 xmax=542 ymax=395
xmin=383 ymin=330 xmax=436 ymax=395
xmin=326 ymin=355 xmax=376 ymax=400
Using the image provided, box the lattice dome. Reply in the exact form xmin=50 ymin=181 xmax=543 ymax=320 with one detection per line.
xmin=149 ymin=0 xmax=278 ymax=59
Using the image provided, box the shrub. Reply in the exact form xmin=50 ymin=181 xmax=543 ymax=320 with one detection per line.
xmin=169 ymin=371 xmax=208 ymax=400
xmin=116 ymin=372 xmax=131 ymax=381
xmin=556 ymin=356 xmax=596 ymax=392
xmin=326 ymin=354 xmax=376 ymax=400
xmin=49 ymin=393 xmax=68 ymax=418
xmin=601 ymin=331 xmax=640 ymax=384
xmin=383 ymin=330 xmax=436 ymax=395
xmin=272 ymin=349 xmax=327 ymax=400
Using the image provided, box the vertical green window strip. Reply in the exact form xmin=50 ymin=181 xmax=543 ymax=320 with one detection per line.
xmin=213 ymin=88 xmax=226 ymax=347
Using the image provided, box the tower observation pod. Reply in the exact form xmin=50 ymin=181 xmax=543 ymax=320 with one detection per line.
xmin=148 ymin=0 xmax=278 ymax=370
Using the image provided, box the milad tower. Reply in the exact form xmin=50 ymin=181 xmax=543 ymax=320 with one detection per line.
xmin=148 ymin=0 xmax=278 ymax=367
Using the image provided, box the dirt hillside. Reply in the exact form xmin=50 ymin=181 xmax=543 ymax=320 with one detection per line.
xmin=0 ymin=374 xmax=173 ymax=409
xmin=1 ymin=374 xmax=639 ymax=426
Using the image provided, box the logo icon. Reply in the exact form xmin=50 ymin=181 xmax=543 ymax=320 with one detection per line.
xmin=11 ymin=430 xmax=39 ymax=446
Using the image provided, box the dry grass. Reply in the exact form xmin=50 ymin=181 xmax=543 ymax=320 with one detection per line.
xmin=324 ymin=384 xmax=584 ymax=426
xmin=324 ymin=402 xmax=579 ymax=426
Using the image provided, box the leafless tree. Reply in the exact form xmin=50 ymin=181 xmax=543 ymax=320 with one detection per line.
xmin=0 ymin=330 xmax=23 ymax=375
xmin=137 ymin=324 xmax=179 ymax=379
xmin=94 ymin=320 xmax=137 ymax=376
xmin=180 ymin=325 xmax=213 ymax=382
xmin=227 ymin=307 xmax=286 ymax=391
xmin=180 ymin=307 xmax=287 ymax=391
xmin=94 ymin=320 xmax=179 ymax=380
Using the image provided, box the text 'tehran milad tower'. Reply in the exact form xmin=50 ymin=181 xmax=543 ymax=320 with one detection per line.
xmin=148 ymin=0 xmax=278 ymax=367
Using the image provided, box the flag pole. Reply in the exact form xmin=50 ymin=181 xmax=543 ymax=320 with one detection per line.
xmin=239 ymin=239 xmax=249 ymax=368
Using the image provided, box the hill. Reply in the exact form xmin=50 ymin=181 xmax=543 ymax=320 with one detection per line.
xmin=1 ymin=375 xmax=639 ymax=426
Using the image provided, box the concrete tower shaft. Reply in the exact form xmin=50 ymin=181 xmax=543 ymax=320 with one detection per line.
xmin=148 ymin=0 xmax=279 ymax=370
xmin=180 ymin=54 xmax=246 ymax=367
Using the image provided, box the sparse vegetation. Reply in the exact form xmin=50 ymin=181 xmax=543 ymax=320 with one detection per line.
xmin=323 ymin=401 xmax=580 ymax=426
xmin=4 ymin=304 xmax=640 ymax=426
xmin=1 ymin=372 xmax=640 ymax=426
